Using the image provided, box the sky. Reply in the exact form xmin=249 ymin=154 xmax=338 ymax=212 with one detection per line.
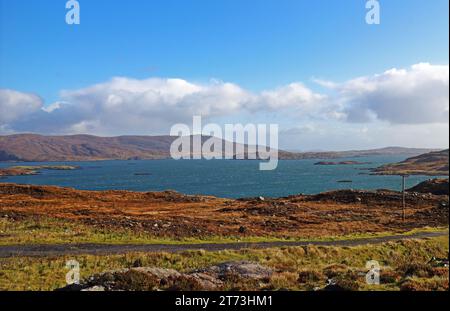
xmin=0 ymin=0 xmax=448 ymax=151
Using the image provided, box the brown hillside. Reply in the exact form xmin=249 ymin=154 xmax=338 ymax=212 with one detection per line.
xmin=0 ymin=134 xmax=437 ymax=162
xmin=373 ymin=150 xmax=449 ymax=176
xmin=0 ymin=183 xmax=447 ymax=238
xmin=0 ymin=134 xmax=173 ymax=161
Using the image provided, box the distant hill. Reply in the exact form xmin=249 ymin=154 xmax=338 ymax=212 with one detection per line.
xmin=372 ymin=149 xmax=449 ymax=176
xmin=0 ymin=134 xmax=440 ymax=162
xmin=0 ymin=134 xmax=173 ymax=161
xmin=277 ymin=146 xmax=439 ymax=160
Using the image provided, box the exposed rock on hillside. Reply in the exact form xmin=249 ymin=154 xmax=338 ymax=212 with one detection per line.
xmin=57 ymin=261 xmax=273 ymax=291
xmin=407 ymin=179 xmax=449 ymax=195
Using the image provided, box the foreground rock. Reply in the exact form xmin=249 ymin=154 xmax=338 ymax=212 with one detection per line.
xmin=56 ymin=261 xmax=273 ymax=291
xmin=196 ymin=261 xmax=273 ymax=280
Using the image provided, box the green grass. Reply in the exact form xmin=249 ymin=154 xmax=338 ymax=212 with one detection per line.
xmin=0 ymin=236 xmax=447 ymax=291
xmin=0 ymin=217 xmax=447 ymax=246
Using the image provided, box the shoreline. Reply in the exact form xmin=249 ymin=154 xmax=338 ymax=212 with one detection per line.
xmin=0 ymin=178 xmax=448 ymax=200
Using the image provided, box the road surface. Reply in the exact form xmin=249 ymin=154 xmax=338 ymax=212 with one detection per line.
xmin=0 ymin=230 xmax=447 ymax=258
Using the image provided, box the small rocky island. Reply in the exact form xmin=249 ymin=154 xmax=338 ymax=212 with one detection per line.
xmin=314 ymin=161 xmax=372 ymax=165
xmin=0 ymin=165 xmax=79 ymax=176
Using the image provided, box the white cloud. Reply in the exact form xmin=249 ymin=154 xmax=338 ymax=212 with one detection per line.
xmin=250 ymin=82 xmax=326 ymax=111
xmin=279 ymin=122 xmax=449 ymax=151
xmin=0 ymin=63 xmax=448 ymax=149
xmin=54 ymin=77 xmax=253 ymax=135
xmin=332 ymin=63 xmax=449 ymax=124
xmin=0 ymin=77 xmax=324 ymax=135
xmin=0 ymin=89 xmax=43 ymax=125
xmin=311 ymin=78 xmax=338 ymax=89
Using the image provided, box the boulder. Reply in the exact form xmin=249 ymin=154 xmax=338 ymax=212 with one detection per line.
xmin=196 ymin=261 xmax=273 ymax=280
xmin=55 ymin=261 xmax=273 ymax=291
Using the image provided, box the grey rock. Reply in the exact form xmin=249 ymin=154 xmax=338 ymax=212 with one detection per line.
xmin=197 ymin=261 xmax=273 ymax=280
xmin=81 ymin=285 xmax=105 ymax=291
xmin=55 ymin=261 xmax=273 ymax=291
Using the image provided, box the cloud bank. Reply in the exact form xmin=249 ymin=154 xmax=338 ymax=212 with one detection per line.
xmin=335 ymin=63 xmax=449 ymax=124
xmin=0 ymin=63 xmax=448 ymax=149
xmin=0 ymin=77 xmax=328 ymax=135
xmin=0 ymin=89 xmax=43 ymax=124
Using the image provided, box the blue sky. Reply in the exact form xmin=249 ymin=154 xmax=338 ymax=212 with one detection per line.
xmin=0 ymin=0 xmax=449 ymax=150
xmin=1 ymin=0 xmax=448 ymax=101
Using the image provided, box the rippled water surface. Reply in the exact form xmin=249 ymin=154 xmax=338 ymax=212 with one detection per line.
xmin=0 ymin=156 xmax=443 ymax=198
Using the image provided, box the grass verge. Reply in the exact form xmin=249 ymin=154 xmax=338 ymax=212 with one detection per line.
xmin=0 ymin=236 xmax=447 ymax=291
xmin=0 ymin=217 xmax=447 ymax=245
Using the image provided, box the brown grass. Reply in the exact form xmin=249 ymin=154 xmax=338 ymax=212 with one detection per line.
xmin=0 ymin=183 xmax=448 ymax=240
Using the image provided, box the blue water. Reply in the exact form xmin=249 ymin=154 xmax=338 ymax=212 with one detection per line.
xmin=0 ymin=156 xmax=444 ymax=198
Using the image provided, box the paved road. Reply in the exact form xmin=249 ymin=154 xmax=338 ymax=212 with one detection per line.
xmin=0 ymin=231 xmax=447 ymax=258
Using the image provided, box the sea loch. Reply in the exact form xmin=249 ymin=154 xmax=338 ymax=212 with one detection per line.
xmin=0 ymin=155 xmax=443 ymax=198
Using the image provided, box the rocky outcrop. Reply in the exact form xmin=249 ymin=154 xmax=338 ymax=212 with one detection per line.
xmin=407 ymin=179 xmax=449 ymax=195
xmin=0 ymin=168 xmax=38 ymax=176
xmin=0 ymin=165 xmax=78 ymax=177
xmin=196 ymin=261 xmax=273 ymax=280
xmin=56 ymin=261 xmax=273 ymax=291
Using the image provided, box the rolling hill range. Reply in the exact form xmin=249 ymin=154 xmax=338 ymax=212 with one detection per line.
xmin=0 ymin=133 xmax=441 ymax=162
xmin=373 ymin=149 xmax=449 ymax=176
xmin=0 ymin=134 xmax=173 ymax=161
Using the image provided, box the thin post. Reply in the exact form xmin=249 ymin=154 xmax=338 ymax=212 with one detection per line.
xmin=401 ymin=175 xmax=406 ymax=221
